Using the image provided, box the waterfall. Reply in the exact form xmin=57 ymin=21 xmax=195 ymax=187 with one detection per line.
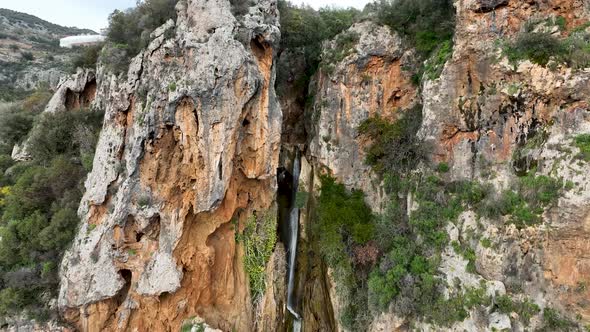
xmin=286 ymin=151 xmax=301 ymax=331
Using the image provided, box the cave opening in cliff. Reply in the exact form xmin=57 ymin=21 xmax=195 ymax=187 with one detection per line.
xmin=277 ymin=148 xmax=302 ymax=330
xmin=116 ymin=269 xmax=132 ymax=306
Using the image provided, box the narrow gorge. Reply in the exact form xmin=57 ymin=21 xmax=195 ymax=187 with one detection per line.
xmin=1 ymin=0 xmax=590 ymax=331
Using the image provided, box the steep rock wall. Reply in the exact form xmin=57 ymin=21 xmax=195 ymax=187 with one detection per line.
xmin=301 ymin=21 xmax=418 ymax=331
xmin=303 ymin=1 xmax=590 ymax=331
xmin=308 ymin=21 xmax=418 ymax=212
xmin=420 ymin=0 xmax=590 ymax=327
xmin=57 ymin=1 xmax=282 ymax=331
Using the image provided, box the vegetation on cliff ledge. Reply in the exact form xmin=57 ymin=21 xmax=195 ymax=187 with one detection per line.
xmin=315 ymin=99 xmax=567 ymax=329
xmin=236 ymin=211 xmax=278 ymax=303
xmin=0 ymin=92 xmax=103 ymax=322
xmin=503 ymin=18 xmax=590 ymax=69
xmin=102 ymin=0 xmax=179 ymax=74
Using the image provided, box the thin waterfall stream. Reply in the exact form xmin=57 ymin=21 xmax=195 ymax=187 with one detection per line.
xmin=286 ymin=151 xmax=301 ymax=331
xmin=278 ymin=148 xmax=303 ymax=332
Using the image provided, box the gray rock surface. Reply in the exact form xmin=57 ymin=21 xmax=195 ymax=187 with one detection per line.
xmin=308 ymin=21 xmax=418 ymax=212
xmin=58 ymin=1 xmax=282 ymax=330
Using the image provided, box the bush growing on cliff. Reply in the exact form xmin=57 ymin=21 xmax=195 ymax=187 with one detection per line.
xmin=574 ymin=134 xmax=590 ymax=161
xmin=0 ymin=107 xmax=104 ymax=321
xmin=375 ymin=0 xmax=455 ymax=55
xmin=538 ymin=307 xmax=577 ymax=331
xmin=494 ymin=295 xmax=540 ymax=325
xmin=104 ymin=0 xmax=178 ymax=73
xmin=71 ymin=43 xmax=103 ymax=71
xmin=358 ymin=104 xmax=425 ymax=175
xmin=482 ymin=171 xmax=562 ymax=228
xmin=27 ymin=108 xmax=104 ymax=162
xmin=236 ymin=212 xmax=277 ymax=303
xmin=277 ymin=1 xmax=360 ymax=93
xmin=503 ymin=21 xmax=590 ymax=69
xmin=314 ymin=174 xmax=374 ymax=330
xmin=504 ymin=31 xmax=565 ymax=66
xmin=0 ymin=89 xmax=51 ymax=148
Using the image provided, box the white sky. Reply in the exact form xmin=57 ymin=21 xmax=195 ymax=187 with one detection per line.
xmin=290 ymin=0 xmax=371 ymax=9
xmin=0 ymin=0 xmax=372 ymax=32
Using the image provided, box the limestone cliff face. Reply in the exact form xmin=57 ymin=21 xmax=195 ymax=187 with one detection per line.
xmin=299 ymin=21 xmax=418 ymax=332
xmin=308 ymin=21 xmax=418 ymax=212
xmin=303 ymin=1 xmax=590 ymax=331
xmin=420 ymin=0 xmax=590 ymax=328
xmin=53 ymin=0 xmax=590 ymax=331
xmin=44 ymin=69 xmax=97 ymax=114
xmin=58 ymin=0 xmax=282 ymax=331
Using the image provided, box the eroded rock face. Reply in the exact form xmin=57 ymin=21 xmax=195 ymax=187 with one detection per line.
xmin=308 ymin=21 xmax=418 ymax=212
xmin=415 ymin=0 xmax=590 ymax=329
xmin=58 ymin=0 xmax=282 ymax=331
xmin=302 ymin=0 xmax=590 ymax=331
xmin=44 ymin=68 xmax=97 ymax=113
xmin=10 ymin=69 xmax=98 ymax=162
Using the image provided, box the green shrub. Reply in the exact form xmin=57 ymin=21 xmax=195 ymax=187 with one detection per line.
xmin=314 ymin=175 xmax=374 ymax=330
xmin=420 ymin=284 xmax=491 ymax=327
xmin=316 ymin=175 xmax=374 ymax=247
xmin=27 ymin=108 xmax=104 ymax=162
xmin=494 ymin=295 xmax=540 ymax=325
xmin=541 ymin=308 xmax=576 ymax=331
xmin=358 ymin=105 xmax=424 ymax=176
xmin=483 ymin=171 xmax=562 ymax=228
xmin=574 ymin=134 xmax=590 ymax=161
xmin=238 ymin=212 xmax=277 ymax=303
xmin=451 ymin=241 xmax=477 ymax=273
xmin=71 ymin=44 xmax=103 ymax=70
xmin=480 ymin=237 xmax=492 ymax=248
xmin=436 ymin=162 xmax=450 ymax=173
xmin=0 ymin=107 xmax=35 ymax=145
xmin=503 ymin=23 xmax=590 ymax=70
xmin=277 ymin=1 xmax=359 ymax=95
xmin=504 ymin=31 xmax=565 ymax=66
xmin=0 ymin=105 xmax=104 ymax=320
xmin=423 ymin=40 xmax=453 ymax=80
xmin=563 ymin=30 xmax=590 ymax=69
xmin=20 ymin=51 xmax=34 ymax=61
xmin=554 ymin=16 xmax=567 ymax=31
xmin=104 ymin=0 xmax=178 ymax=73
xmin=99 ymin=43 xmax=132 ymax=76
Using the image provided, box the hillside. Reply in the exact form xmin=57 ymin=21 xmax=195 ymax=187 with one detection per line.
xmin=0 ymin=8 xmax=97 ymax=101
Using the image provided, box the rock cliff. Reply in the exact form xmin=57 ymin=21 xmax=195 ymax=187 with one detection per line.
xmin=52 ymin=0 xmax=590 ymax=331
xmin=58 ymin=0 xmax=282 ymax=331
xmin=301 ymin=0 xmax=590 ymax=331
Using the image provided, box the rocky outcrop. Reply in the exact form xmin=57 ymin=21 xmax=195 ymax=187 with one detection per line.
xmin=44 ymin=68 xmax=97 ymax=113
xmin=308 ymin=21 xmax=418 ymax=212
xmin=58 ymin=0 xmax=282 ymax=331
xmin=9 ymin=68 xmax=98 ymax=162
